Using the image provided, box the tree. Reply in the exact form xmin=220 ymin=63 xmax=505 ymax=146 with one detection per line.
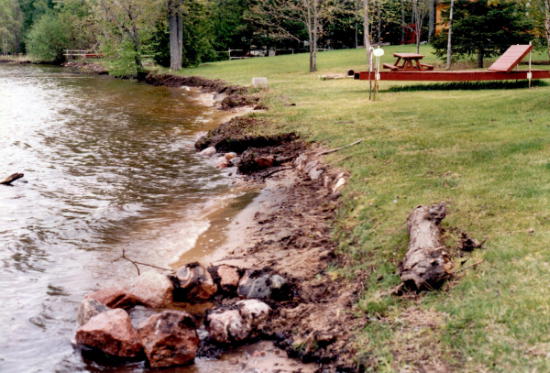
xmin=363 ymin=0 xmax=371 ymax=60
xmin=446 ymin=0 xmax=454 ymax=69
xmin=25 ymin=11 xmax=70 ymax=62
xmin=88 ymin=0 xmax=163 ymax=76
xmin=167 ymin=0 xmax=183 ymax=70
xmin=432 ymin=0 xmax=532 ymax=68
xmin=152 ymin=0 xmax=216 ymax=68
xmin=0 ymin=0 xmax=23 ymax=53
xmin=412 ymin=0 xmax=429 ymax=53
xmin=546 ymin=0 xmax=550 ymax=59
xmin=251 ymin=0 xmax=334 ymax=72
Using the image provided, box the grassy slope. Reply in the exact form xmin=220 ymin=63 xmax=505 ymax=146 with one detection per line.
xmin=172 ymin=46 xmax=550 ymax=372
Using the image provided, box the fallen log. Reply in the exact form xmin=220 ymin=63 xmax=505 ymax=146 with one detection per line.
xmin=1 ymin=173 xmax=24 ymax=185
xmin=400 ymin=203 xmax=452 ymax=290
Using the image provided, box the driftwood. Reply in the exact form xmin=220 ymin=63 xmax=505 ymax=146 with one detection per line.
xmin=317 ymin=139 xmax=363 ymax=156
xmin=1 ymin=173 xmax=24 ymax=185
xmin=400 ymin=203 xmax=452 ymax=290
xmin=113 ymin=249 xmax=171 ymax=275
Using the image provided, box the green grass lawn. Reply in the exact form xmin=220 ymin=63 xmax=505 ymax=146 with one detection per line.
xmin=171 ymin=46 xmax=550 ymax=372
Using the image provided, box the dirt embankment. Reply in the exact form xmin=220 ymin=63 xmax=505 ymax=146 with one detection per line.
xmin=60 ymin=62 xmax=261 ymax=112
xmin=196 ymin=117 xmax=364 ymax=372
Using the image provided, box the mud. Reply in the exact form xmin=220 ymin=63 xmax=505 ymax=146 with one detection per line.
xmin=196 ymin=117 xmax=363 ymax=371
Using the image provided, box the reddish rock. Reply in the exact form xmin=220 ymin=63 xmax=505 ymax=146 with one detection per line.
xmin=175 ymin=263 xmax=218 ymax=301
xmin=255 ymin=156 xmax=274 ymax=168
xmin=75 ymin=309 xmax=143 ymax=358
xmin=85 ymin=287 xmax=144 ymax=309
xmin=138 ymin=310 xmax=199 ymax=368
xmin=224 ymin=152 xmax=237 ymax=161
xmin=209 ymin=264 xmax=241 ymax=294
xmin=129 ymin=271 xmax=174 ymax=308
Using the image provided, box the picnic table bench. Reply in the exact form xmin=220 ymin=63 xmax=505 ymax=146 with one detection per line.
xmin=383 ymin=52 xmax=434 ymax=71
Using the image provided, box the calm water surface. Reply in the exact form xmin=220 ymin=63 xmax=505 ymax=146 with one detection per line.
xmin=0 ymin=65 xmax=240 ymax=372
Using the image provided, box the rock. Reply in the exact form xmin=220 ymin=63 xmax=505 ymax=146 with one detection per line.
xmin=129 ymin=271 xmax=174 ymax=308
xmin=199 ymin=146 xmax=217 ymax=157
xmin=255 ymin=156 xmax=275 ymax=168
xmin=175 ymin=263 xmax=218 ymax=301
xmin=216 ymin=156 xmax=230 ymax=169
xmin=85 ymin=287 xmax=144 ymax=309
xmin=206 ymin=309 xmax=250 ymax=343
xmin=128 ymin=306 xmax=157 ymax=329
xmin=251 ymin=77 xmax=268 ymax=89
xmin=75 ymin=309 xmax=143 ymax=358
xmin=138 ymin=310 xmax=199 ymax=368
xmin=332 ymin=174 xmax=346 ymax=194
xmin=308 ymin=166 xmax=324 ymax=181
xmin=77 ymin=298 xmax=109 ymax=326
xmin=209 ymin=265 xmax=241 ymax=294
xmin=236 ymin=299 xmax=271 ymax=324
xmin=237 ymin=270 xmax=291 ymax=301
xmin=224 ymin=152 xmax=237 ymax=161
xmin=206 ymin=300 xmax=271 ymax=344
xmin=230 ymin=156 xmax=241 ymax=167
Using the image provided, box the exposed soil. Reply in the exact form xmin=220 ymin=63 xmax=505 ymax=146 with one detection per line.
xmin=196 ymin=116 xmax=364 ymax=371
xmin=143 ymin=73 xmax=260 ymax=110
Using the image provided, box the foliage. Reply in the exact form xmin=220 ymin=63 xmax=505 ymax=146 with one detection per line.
xmin=152 ymin=0 xmax=217 ymax=68
xmin=0 ymin=0 xmax=23 ymax=53
xmin=25 ymin=11 xmax=71 ymax=62
xmin=432 ymin=0 xmax=533 ymax=67
xmin=87 ymin=0 xmax=163 ymax=76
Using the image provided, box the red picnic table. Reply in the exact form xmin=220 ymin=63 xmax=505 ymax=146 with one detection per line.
xmin=383 ymin=52 xmax=434 ymax=72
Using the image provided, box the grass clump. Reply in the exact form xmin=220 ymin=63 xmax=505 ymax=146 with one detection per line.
xmin=174 ymin=45 xmax=550 ymax=372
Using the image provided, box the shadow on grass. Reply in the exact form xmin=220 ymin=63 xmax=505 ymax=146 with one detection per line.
xmin=384 ymin=80 xmax=549 ymax=92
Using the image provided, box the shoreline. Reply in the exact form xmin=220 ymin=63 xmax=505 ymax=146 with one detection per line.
xmin=59 ymin=62 xmax=361 ymax=371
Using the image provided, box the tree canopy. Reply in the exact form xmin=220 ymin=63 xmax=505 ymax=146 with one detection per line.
xmin=432 ymin=0 xmax=533 ymax=67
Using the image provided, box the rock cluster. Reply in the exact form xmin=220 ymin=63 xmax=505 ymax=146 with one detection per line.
xmin=74 ymin=264 xmax=289 ymax=369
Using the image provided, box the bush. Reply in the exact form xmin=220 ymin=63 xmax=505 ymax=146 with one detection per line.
xmin=26 ymin=12 xmax=72 ymax=63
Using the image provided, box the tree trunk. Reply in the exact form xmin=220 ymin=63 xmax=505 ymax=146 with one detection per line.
xmin=169 ymin=1 xmax=183 ymax=71
xmin=400 ymin=0 xmax=405 ymax=44
xmin=311 ymin=0 xmax=318 ymax=72
xmin=400 ymin=203 xmax=452 ymax=290
xmin=446 ymin=0 xmax=454 ymax=69
xmin=363 ymin=0 xmax=371 ymax=61
xmin=477 ymin=50 xmax=484 ymax=68
xmin=413 ymin=0 xmax=420 ymax=53
xmin=545 ymin=0 xmax=550 ymax=61
xmin=428 ymin=0 xmax=435 ymax=42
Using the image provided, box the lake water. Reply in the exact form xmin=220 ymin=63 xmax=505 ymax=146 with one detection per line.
xmin=0 ymin=64 xmax=245 ymax=372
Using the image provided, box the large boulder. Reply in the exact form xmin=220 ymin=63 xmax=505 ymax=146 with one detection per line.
xmin=206 ymin=299 xmax=271 ymax=344
xmin=77 ymin=298 xmax=109 ymax=326
xmin=174 ymin=263 xmax=218 ymax=301
xmin=237 ymin=269 xmax=291 ymax=301
xmin=75 ymin=309 xmax=143 ymax=358
xmin=138 ymin=310 xmax=199 ymax=368
xmin=129 ymin=271 xmax=174 ymax=308
xmin=208 ymin=264 xmax=241 ymax=295
xmin=84 ymin=272 xmax=174 ymax=309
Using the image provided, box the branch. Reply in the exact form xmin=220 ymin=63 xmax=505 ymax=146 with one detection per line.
xmin=113 ymin=248 xmax=171 ymax=275
xmin=1 ymin=173 xmax=24 ymax=186
xmin=317 ymin=139 xmax=363 ymax=156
